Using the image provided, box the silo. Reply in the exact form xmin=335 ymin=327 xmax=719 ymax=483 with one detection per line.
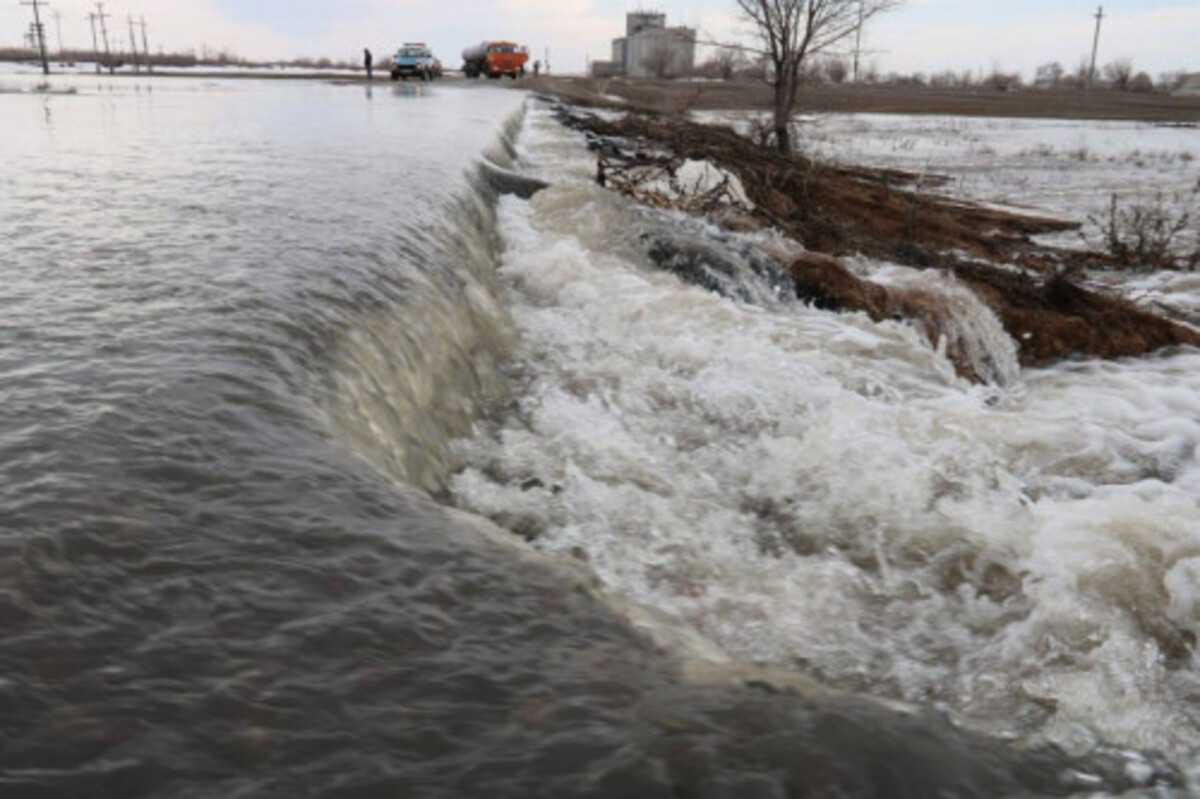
xmin=612 ymin=38 xmax=627 ymax=73
xmin=626 ymin=11 xmax=666 ymax=36
xmin=627 ymin=27 xmax=695 ymax=79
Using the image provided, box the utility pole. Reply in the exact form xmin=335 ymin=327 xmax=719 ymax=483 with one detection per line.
xmin=20 ymin=0 xmax=51 ymax=75
xmin=1087 ymin=4 xmax=1104 ymax=90
xmin=138 ymin=17 xmax=151 ymax=73
xmin=95 ymin=1 xmax=113 ymax=74
xmin=852 ymin=0 xmax=865 ymax=82
xmin=88 ymin=11 xmax=100 ymax=72
xmin=126 ymin=14 xmax=139 ymax=72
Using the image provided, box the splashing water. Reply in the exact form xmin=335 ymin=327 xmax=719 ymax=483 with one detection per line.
xmin=451 ymin=101 xmax=1200 ymax=765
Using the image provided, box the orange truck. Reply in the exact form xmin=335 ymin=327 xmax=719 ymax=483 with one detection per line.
xmin=461 ymin=41 xmax=529 ymax=79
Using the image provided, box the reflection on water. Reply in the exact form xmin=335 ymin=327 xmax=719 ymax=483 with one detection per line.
xmin=393 ymin=83 xmax=428 ymax=99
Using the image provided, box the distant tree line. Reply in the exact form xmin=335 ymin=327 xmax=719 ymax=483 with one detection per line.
xmin=0 ymin=44 xmax=360 ymax=71
xmin=694 ymin=49 xmax=1189 ymax=95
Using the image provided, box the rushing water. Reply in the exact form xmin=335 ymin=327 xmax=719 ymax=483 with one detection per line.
xmin=451 ymin=104 xmax=1200 ymax=778
xmin=0 ymin=74 xmax=1195 ymax=797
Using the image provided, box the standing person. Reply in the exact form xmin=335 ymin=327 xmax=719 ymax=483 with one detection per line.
xmin=533 ymin=59 xmax=541 ymax=77
xmin=363 ymin=48 xmax=373 ymax=80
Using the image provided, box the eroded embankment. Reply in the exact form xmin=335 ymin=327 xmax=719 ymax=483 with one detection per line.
xmin=551 ymin=101 xmax=1200 ymax=376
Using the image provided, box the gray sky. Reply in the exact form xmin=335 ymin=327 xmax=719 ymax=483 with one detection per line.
xmin=4 ymin=0 xmax=1197 ymax=78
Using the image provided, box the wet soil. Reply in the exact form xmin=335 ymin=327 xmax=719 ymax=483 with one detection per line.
xmin=550 ymin=100 xmax=1200 ymax=377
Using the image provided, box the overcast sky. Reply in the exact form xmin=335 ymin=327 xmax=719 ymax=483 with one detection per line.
xmin=3 ymin=0 xmax=1197 ymax=79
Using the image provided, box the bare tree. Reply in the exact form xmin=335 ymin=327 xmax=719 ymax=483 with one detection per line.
xmin=1128 ymin=71 xmax=1154 ymax=93
xmin=824 ymin=56 xmax=849 ymax=83
xmin=708 ymin=46 xmax=745 ymax=80
xmin=983 ymin=68 xmax=1022 ymax=92
xmin=1035 ymin=61 xmax=1064 ymax=88
xmin=735 ymin=0 xmax=902 ymax=152
xmin=1103 ymin=58 xmax=1134 ymax=90
xmin=641 ymin=42 xmax=675 ymax=79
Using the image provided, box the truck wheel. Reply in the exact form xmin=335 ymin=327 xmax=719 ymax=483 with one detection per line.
xmin=390 ymin=71 xmax=399 ymax=81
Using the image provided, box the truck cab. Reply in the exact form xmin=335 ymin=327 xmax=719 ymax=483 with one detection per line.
xmin=390 ymin=44 xmax=441 ymax=81
xmin=462 ymin=41 xmax=529 ymax=79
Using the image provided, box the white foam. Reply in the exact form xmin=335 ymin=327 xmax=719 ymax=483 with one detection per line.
xmin=452 ymin=101 xmax=1200 ymax=763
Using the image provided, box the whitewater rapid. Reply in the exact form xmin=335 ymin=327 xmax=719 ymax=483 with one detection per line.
xmin=451 ymin=100 xmax=1200 ymax=766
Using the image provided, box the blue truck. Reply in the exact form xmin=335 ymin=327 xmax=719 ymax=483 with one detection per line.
xmin=390 ymin=43 xmax=442 ymax=81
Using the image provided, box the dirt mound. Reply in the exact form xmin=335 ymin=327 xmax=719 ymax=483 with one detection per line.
xmin=791 ymin=252 xmax=890 ymax=317
xmin=791 ymin=253 xmax=1200 ymax=374
xmin=951 ymin=260 xmax=1200 ymax=366
xmin=573 ymin=112 xmax=1078 ymax=265
xmin=554 ymin=104 xmax=1200 ymax=375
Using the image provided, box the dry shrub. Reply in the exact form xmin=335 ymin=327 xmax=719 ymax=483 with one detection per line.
xmin=1088 ymin=191 xmax=1199 ymax=271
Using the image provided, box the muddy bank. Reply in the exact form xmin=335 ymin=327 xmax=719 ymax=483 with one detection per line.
xmin=550 ymin=101 xmax=1200 ymax=378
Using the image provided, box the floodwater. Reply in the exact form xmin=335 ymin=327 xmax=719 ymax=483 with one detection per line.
xmin=0 ymin=74 xmax=1196 ymax=796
